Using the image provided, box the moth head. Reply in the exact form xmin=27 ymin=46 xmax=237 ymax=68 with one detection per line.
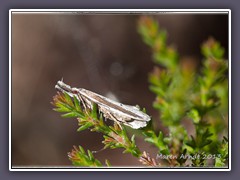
xmin=55 ymin=80 xmax=72 ymax=93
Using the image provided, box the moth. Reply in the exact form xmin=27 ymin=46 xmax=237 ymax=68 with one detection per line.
xmin=55 ymin=80 xmax=151 ymax=129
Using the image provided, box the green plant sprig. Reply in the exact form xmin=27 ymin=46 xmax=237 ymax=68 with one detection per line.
xmin=138 ymin=16 xmax=191 ymax=164
xmin=52 ymin=92 xmax=146 ymax=166
xmin=68 ymin=145 xmax=108 ymax=167
xmin=138 ymin=16 xmax=228 ymax=167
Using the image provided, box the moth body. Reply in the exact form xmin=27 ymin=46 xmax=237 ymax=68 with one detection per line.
xmin=55 ymin=80 xmax=151 ymax=129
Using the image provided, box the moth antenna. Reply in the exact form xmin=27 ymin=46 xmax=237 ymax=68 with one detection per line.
xmin=61 ymin=77 xmax=64 ymax=82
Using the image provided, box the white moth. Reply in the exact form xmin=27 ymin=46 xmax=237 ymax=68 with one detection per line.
xmin=55 ymin=80 xmax=151 ymax=129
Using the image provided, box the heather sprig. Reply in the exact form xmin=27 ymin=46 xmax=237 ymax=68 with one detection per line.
xmin=52 ymin=92 xmax=145 ymax=166
xmin=138 ymin=16 xmax=228 ymax=167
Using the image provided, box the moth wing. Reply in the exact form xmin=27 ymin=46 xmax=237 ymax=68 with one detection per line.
xmin=125 ymin=105 xmax=140 ymax=110
xmin=123 ymin=120 xmax=148 ymax=129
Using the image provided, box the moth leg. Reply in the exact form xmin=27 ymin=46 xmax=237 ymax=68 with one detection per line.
xmin=115 ymin=120 xmax=123 ymax=130
xmin=103 ymin=115 xmax=107 ymax=122
xmin=106 ymin=112 xmax=123 ymax=130
xmin=76 ymin=93 xmax=89 ymax=114
xmin=114 ymin=120 xmax=123 ymax=130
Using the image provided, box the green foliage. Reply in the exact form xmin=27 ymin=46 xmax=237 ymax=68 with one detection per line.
xmin=52 ymin=16 xmax=228 ymax=168
xmin=138 ymin=17 xmax=178 ymax=70
xmin=68 ymin=145 xmax=103 ymax=167
xmin=143 ymin=130 xmax=170 ymax=155
xmin=215 ymin=137 xmax=229 ymax=167
xmin=67 ymin=145 xmax=111 ymax=167
xmin=138 ymin=16 xmax=228 ymax=167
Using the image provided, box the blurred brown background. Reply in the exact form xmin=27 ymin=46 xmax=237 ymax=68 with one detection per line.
xmin=11 ymin=12 xmax=228 ymax=166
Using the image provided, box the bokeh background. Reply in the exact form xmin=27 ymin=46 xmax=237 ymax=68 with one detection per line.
xmin=11 ymin=12 xmax=228 ymax=166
